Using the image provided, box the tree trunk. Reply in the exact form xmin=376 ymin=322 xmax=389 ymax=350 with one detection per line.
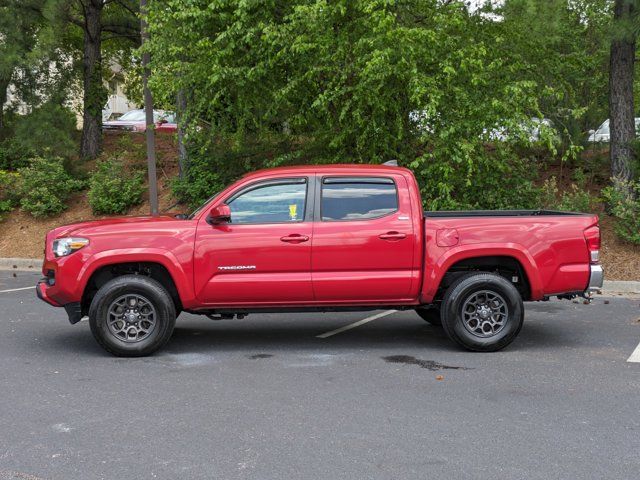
xmin=141 ymin=0 xmax=159 ymax=215
xmin=609 ymin=0 xmax=636 ymax=191
xmin=80 ymin=0 xmax=106 ymax=160
xmin=0 ymin=75 xmax=10 ymax=132
xmin=176 ymin=89 xmax=188 ymax=179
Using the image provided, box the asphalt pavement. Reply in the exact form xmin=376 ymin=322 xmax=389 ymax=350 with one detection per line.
xmin=1 ymin=270 xmax=639 ymax=480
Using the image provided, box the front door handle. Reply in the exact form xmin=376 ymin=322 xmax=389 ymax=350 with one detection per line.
xmin=379 ymin=231 xmax=406 ymax=241
xmin=280 ymin=234 xmax=309 ymax=243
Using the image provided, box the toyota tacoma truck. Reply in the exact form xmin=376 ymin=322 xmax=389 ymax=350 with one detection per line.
xmin=37 ymin=164 xmax=603 ymax=356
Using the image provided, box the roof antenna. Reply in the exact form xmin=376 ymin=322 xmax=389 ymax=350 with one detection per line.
xmin=383 ymin=159 xmax=398 ymax=166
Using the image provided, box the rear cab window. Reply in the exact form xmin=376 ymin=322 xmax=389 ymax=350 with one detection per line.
xmin=321 ymin=177 xmax=398 ymax=221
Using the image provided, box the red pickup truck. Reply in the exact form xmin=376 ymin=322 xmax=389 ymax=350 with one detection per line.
xmin=37 ymin=164 xmax=603 ymax=356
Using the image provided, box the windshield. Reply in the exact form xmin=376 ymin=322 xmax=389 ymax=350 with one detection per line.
xmin=597 ymin=119 xmax=610 ymax=135
xmin=117 ymin=110 xmax=166 ymax=122
xmin=162 ymin=112 xmax=176 ymax=123
xmin=117 ymin=110 xmax=146 ymax=121
xmin=188 ymin=192 xmax=220 ymax=219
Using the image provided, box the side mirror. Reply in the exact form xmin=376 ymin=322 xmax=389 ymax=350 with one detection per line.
xmin=207 ymin=204 xmax=231 ymax=225
xmin=588 ymin=129 xmax=595 ymax=135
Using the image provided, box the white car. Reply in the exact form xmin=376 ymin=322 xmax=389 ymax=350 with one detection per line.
xmin=485 ymin=117 xmax=555 ymax=143
xmin=588 ymin=118 xmax=640 ymax=143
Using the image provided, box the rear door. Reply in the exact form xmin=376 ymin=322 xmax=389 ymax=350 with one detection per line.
xmin=194 ymin=177 xmax=314 ymax=305
xmin=311 ymin=174 xmax=416 ymax=302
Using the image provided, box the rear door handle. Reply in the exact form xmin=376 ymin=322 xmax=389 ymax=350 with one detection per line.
xmin=379 ymin=231 xmax=406 ymax=241
xmin=280 ymin=234 xmax=309 ymax=243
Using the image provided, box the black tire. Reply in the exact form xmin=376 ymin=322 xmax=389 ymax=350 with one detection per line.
xmin=415 ymin=307 xmax=442 ymax=326
xmin=89 ymin=275 xmax=176 ymax=357
xmin=440 ymin=273 xmax=523 ymax=352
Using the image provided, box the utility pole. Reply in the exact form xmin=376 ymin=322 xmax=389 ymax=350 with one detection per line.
xmin=140 ymin=0 xmax=159 ymax=215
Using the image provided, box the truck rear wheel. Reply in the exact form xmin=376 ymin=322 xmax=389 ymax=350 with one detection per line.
xmin=441 ymin=273 xmax=523 ymax=352
xmin=415 ymin=307 xmax=442 ymax=326
xmin=89 ymin=275 xmax=176 ymax=357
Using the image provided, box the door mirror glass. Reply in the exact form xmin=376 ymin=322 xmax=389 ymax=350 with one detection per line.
xmin=208 ymin=204 xmax=231 ymax=224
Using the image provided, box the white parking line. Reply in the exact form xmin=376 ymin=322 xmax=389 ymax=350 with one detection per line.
xmin=316 ymin=310 xmax=396 ymax=338
xmin=0 ymin=286 xmax=34 ymax=294
xmin=627 ymin=341 xmax=640 ymax=363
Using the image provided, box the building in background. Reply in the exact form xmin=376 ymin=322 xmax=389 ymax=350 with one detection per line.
xmin=4 ymin=61 xmax=136 ymax=127
xmin=102 ymin=62 xmax=136 ymax=122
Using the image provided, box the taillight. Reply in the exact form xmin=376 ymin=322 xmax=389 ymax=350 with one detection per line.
xmin=584 ymin=225 xmax=600 ymax=263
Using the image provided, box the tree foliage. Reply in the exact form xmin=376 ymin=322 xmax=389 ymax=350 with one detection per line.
xmin=147 ymin=0 xmax=561 ymax=208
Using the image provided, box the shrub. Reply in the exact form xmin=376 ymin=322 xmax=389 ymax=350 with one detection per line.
xmin=88 ymin=159 xmax=145 ymax=215
xmin=0 ymin=200 xmax=11 ymax=218
xmin=602 ymin=181 xmax=640 ymax=245
xmin=17 ymin=157 xmax=84 ymax=218
xmin=0 ymin=170 xmax=21 ymax=206
xmin=171 ymin=137 xmax=263 ymax=209
xmin=0 ymin=140 xmax=35 ymax=171
xmin=539 ymin=173 xmax=597 ymax=213
xmin=416 ymin=145 xmax=542 ymax=210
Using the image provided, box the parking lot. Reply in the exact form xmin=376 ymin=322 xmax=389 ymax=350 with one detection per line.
xmin=0 ymin=269 xmax=639 ymax=480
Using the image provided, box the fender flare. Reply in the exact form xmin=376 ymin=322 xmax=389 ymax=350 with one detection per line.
xmin=421 ymin=243 xmax=544 ymax=303
xmin=74 ymin=248 xmax=195 ymax=306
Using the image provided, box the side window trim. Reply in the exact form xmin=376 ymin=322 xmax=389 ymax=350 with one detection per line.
xmin=317 ymin=175 xmax=399 ymax=222
xmin=223 ymin=177 xmax=312 ymax=225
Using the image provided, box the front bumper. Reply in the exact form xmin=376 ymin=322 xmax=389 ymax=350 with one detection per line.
xmin=36 ymin=279 xmax=62 ymax=307
xmin=37 ymin=278 xmax=83 ymax=324
xmin=585 ymin=264 xmax=604 ymax=294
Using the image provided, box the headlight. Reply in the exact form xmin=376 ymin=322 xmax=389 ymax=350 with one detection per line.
xmin=52 ymin=237 xmax=89 ymax=257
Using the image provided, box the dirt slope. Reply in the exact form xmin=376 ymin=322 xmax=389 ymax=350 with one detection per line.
xmin=0 ymin=135 xmax=638 ymax=280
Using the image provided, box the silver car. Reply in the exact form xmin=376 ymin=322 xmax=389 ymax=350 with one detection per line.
xmin=588 ymin=118 xmax=640 ymax=142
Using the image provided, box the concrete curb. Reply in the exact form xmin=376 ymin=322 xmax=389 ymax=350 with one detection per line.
xmin=602 ymin=280 xmax=640 ymax=295
xmin=0 ymin=258 xmax=41 ymax=272
xmin=0 ymin=258 xmax=638 ymax=294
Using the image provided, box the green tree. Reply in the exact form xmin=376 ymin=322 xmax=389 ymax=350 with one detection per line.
xmin=3 ymin=0 xmax=141 ymax=159
xmin=497 ymin=0 xmax=611 ymax=143
xmin=0 ymin=0 xmax=49 ymax=132
xmin=147 ymin=0 xmax=550 ymax=208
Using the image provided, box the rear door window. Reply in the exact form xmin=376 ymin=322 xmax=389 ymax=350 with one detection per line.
xmin=321 ymin=177 xmax=398 ymax=221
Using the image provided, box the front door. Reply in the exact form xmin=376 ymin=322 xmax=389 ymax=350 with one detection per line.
xmin=194 ymin=177 xmax=314 ymax=305
xmin=311 ymin=174 xmax=416 ymax=302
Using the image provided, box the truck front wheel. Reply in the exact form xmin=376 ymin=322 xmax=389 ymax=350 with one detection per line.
xmin=441 ymin=273 xmax=523 ymax=352
xmin=88 ymin=275 xmax=176 ymax=357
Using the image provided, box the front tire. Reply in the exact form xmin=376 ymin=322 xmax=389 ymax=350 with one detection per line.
xmin=89 ymin=275 xmax=176 ymax=357
xmin=441 ymin=273 xmax=523 ymax=352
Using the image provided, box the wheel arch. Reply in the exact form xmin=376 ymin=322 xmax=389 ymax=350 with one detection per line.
xmin=80 ymin=254 xmax=189 ymax=315
xmin=421 ymin=246 xmax=543 ymax=303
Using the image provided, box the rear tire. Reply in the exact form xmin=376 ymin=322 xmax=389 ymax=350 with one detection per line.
xmin=89 ymin=275 xmax=176 ymax=357
xmin=440 ymin=273 xmax=523 ymax=352
xmin=415 ymin=307 xmax=442 ymax=326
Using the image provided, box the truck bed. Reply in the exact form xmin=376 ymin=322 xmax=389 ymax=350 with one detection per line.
xmin=424 ymin=210 xmax=589 ymax=218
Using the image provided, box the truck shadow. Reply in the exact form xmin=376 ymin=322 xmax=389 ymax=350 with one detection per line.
xmin=164 ymin=319 xmax=575 ymax=355
xmin=44 ymin=316 xmax=581 ymax=357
